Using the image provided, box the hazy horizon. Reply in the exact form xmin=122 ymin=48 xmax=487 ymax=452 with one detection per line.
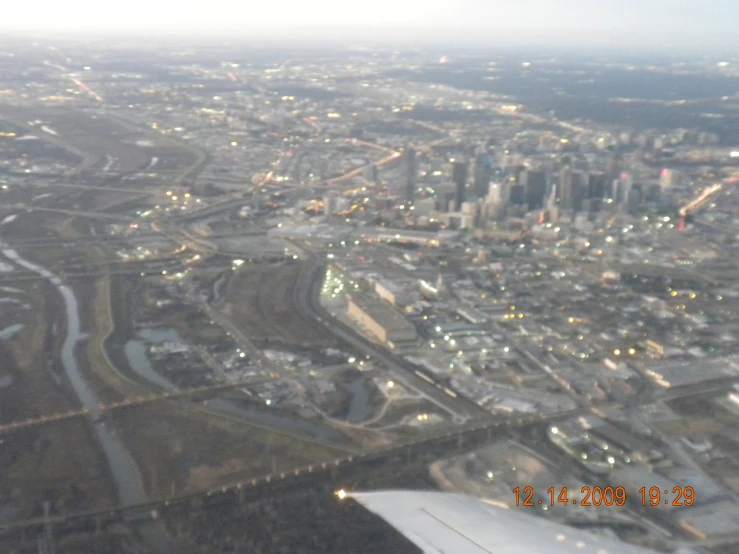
xmin=2 ymin=0 xmax=739 ymax=54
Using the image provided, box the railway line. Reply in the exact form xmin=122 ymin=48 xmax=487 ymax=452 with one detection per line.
xmin=0 ymin=408 xmax=579 ymax=539
xmin=0 ymin=377 xmax=274 ymax=435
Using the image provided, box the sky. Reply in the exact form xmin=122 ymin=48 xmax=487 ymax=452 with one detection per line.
xmin=2 ymin=0 xmax=738 ymax=51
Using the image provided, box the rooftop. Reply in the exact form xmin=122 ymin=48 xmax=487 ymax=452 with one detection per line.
xmin=347 ymin=293 xmax=416 ymax=333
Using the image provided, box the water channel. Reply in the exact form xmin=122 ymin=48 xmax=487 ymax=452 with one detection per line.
xmin=1 ymin=247 xmax=169 ymax=551
xmin=119 ymin=327 xmax=346 ymax=443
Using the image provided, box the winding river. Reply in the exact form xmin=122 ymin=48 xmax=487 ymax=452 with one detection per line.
xmin=1 ymin=247 xmax=168 ymax=550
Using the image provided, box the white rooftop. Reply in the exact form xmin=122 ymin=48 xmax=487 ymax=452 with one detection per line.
xmin=348 ymin=490 xmax=659 ymax=554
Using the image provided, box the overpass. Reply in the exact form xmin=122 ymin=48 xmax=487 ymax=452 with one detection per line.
xmin=0 ymin=255 xmax=187 ymax=285
xmin=32 ymin=182 xmax=157 ymax=196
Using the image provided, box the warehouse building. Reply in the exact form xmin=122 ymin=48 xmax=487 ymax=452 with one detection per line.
xmin=346 ymin=294 xmax=418 ymax=348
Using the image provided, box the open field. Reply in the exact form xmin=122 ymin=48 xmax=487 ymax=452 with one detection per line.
xmin=0 ymin=108 xmax=149 ymax=174
xmin=0 ymin=121 xmax=81 ymax=166
xmin=0 ymin=210 xmax=66 ymax=242
xmin=109 ymin=402 xmax=344 ymax=498
xmin=218 ymin=262 xmax=336 ymax=349
xmin=0 ymin=107 xmax=207 ymax=184
xmin=1 ymin=108 xmax=156 ymax=173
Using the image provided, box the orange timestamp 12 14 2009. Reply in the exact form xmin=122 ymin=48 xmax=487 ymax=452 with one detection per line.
xmin=513 ymin=486 xmax=695 ymax=507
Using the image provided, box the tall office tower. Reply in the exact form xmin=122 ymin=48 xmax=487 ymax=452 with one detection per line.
xmin=606 ymin=153 xmax=622 ymax=179
xmin=404 ymin=147 xmax=417 ymax=202
xmin=558 ymin=164 xmax=574 ymax=211
xmin=500 ymin=177 xmax=511 ymax=206
xmin=526 ymin=170 xmax=548 ymax=210
xmin=546 ymin=185 xmax=559 ymax=222
xmin=616 ymin=173 xmax=633 ymax=205
xmin=371 ymin=164 xmax=379 ymax=185
xmin=627 ymin=183 xmax=643 ymax=214
xmin=509 ymin=184 xmax=526 ymax=205
xmin=515 ymin=166 xmax=528 ymax=187
xmin=452 ymin=161 xmax=468 ymax=210
xmin=487 ymin=181 xmax=503 ymax=204
xmin=473 ymin=152 xmax=494 ymax=199
xmin=444 ymin=191 xmax=456 ymax=212
xmin=659 ymin=168 xmax=675 ymax=191
xmin=573 ymin=170 xmax=588 ymax=212
xmin=609 ymin=179 xmax=618 ymax=201
xmin=483 ymin=181 xmax=506 ymax=220
xmin=646 ymin=184 xmax=662 ymax=204
xmin=588 ymin=171 xmax=607 ymax=199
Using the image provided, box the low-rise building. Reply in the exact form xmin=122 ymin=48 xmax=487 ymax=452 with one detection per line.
xmin=346 ymin=294 xmax=418 ymax=347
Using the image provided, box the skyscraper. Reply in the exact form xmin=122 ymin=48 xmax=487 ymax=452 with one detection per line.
xmin=487 ymin=181 xmax=502 ymax=204
xmin=473 ymin=152 xmax=494 ymax=199
xmin=616 ymin=173 xmax=633 ymax=205
xmin=405 ymin=147 xmax=417 ymax=203
xmin=525 ymin=170 xmax=547 ymax=209
xmin=452 ymin=161 xmax=468 ymax=211
xmin=573 ymin=170 xmax=588 ymax=212
xmin=509 ymin=184 xmax=525 ymax=205
xmin=627 ymin=183 xmax=643 ymax=214
xmin=606 ymin=153 xmax=622 ymax=180
xmin=558 ymin=164 xmax=574 ymax=212
xmin=588 ymin=171 xmax=607 ymax=199
xmin=659 ymin=168 xmax=675 ymax=191
xmin=546 ymin=184 xmax=559 ymax=222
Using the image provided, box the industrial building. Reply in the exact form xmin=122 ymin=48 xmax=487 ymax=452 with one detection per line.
xmin=373 ymin=279 xmax=420 ymax=307
xmin=643 ymin=357 xmax=739 ymax=388
xmin=346 ymin=293 xmax=418 ymax=348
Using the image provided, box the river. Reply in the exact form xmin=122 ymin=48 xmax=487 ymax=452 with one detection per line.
xmin=1 ymin=247 xmax=169 ymax=551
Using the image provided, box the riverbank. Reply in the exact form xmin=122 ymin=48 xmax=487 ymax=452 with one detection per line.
xmin=0 ymin=260 xmax=115 ymax=522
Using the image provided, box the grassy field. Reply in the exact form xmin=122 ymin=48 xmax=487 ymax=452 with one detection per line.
xmin=109 ymin=402 xmax=344 ymax=498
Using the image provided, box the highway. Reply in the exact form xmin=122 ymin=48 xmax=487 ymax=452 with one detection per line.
xmin=323 ymin=136 xmax=452 ymax=187
xmin=0 ymin=228 xmax=268 ymax=251
xmin=678 ymin=183 xmax=723 ymax=217
xmin=0 ymin=254 xmax=186 ymax=284
xmin=33 ymin=182 xmax=156 ymax=195
xmin=0 ymin=203 xmax=131 ymax=221
xmin=0 ymin=265 xmax=184 ymax=285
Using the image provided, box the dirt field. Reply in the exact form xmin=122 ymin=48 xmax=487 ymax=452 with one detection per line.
xmin=218 ymin=262 xmax=335 ymax=349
